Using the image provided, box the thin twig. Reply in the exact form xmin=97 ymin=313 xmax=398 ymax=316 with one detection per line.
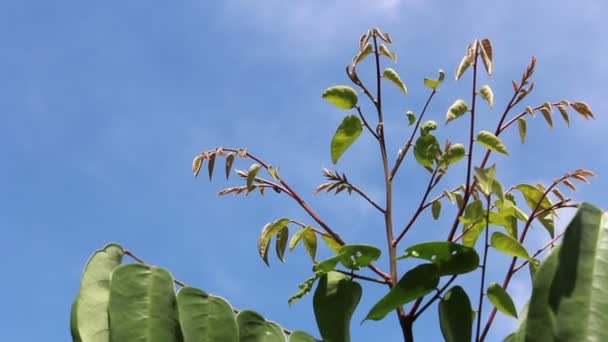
xmin=356 ymin=105 xmax=379 ymax=140
xmin=475 ymin=195 xmax=492 ymax=342
xmin=334 ymin=269 xmax=390 ymax=284
xmin=513 ymin=230 xmax=565 ymax=273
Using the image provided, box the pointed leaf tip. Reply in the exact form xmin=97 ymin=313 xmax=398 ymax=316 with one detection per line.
xmin=322 ymin=85 xmax=358 ymax=109
xmin=331 ymin=115 xmax=363 ymax=164
xmin=383 ymin=68 xmax=408 ymax=94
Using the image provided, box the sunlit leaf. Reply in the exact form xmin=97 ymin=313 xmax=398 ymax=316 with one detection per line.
xmin=487 ymin=282 xmax=518 ymax=318
xmin=288 ymin=330 xmax=317 ymax=342
xmin=246 ymin=163 xmax=261 ymax=190
xmin=491 ymin=231 xmax=530 ymax=260
xmin=359 ymin=30 xmax=371 ymax=50
xmin=539 ymin=105 xmax=553 ymax=128
xmin=474 ymin=165 xmax=496 ymax=197
xmin=364 ymin=264 xmax=439 ymax=321
xmin=557 ymin=104 xmax=570 ymax=126
xmin=432 ymin=201 xmax=442 ymax=220
xmin=257 ymin=218 xmax=290 ymax=266
xmin=517 ymin=118 xmax=527 ymax=144
xmin=462 ymin=219 xmax=486 ymax=247
xmin=373 ymin=27 xmax=392 ymax=44
xmin=383 ymin=68 xmax=408 ymax=94
xmin=570 ymin=101 xmax=594 ymax=119
xmin=379 ymin=44 xmax=397 ymax=62
xmin=321 ymin=235 xmax=342 ymax=253
xmin=424 ymin=69 xmax=445 ymax=90
xmin=478 ymin=84 xmax=494 ymax=107
xmin=322 ymin=85 xmax=358 ymax=109
xmin=440 ymin=143 xmax=466 ymax=166
xmin=192 ymin=155 xmax=203 ymax=177
xmin=314 ymin=244 xmax=382 ymax=272
xmin=455 ymin=55 xmax=471 ymax=80
xmin=331 ymin=115 xmax=363 ymax=164
xmin=479 ymin=38 xmax=493 ymax=76
xmin=459 ymin=199 xmax=484 ymax=224
xmin=406 ymin=111 xmax=416 ymax=126
xmin=275 ymin=226 xmax=289 ymax=263
xmin=352 ymin=43 xmax=373 ymax=67
xmin=414 ymin=134 xmax=440 ymax=167
xmin=477 ymin=130 xmax=509 ymax=155
xmin=446 ymin=99 xmax=469 ymax=124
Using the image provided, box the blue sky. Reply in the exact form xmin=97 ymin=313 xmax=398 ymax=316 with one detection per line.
xmin=1 ymin=0 xmax=606 ymax=341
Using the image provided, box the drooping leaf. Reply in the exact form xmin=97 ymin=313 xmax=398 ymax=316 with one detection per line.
xmin=478 ymin=85 xmax=494 ymax=107
xmin=289 ymin=274 xmax=321 ymax=305
xmin=539 ymin=105 xmax=553 ymax=128
xmin=207 ymin=152 xmax=216 ymax=180
xmin=517 ymin=118 xmax=527 ymax=144
xmin=432 ymin=200 xmax=442 ymax=220
xmin=420 ymin=120 xmax=438 ymax=135
xmin=72 ymin=243 xmax=124 ymax=342
xmin=289 ymin=226 xmax=317 ymax=261
xmin=440 ymin=143 xmax=466 ymax=166
xmin=476 ymin=130 xmax=509 ymax=155
xmin=487 ymin=282 xmax=518 ymax=318
xmin=109 ymin=264 xmax=180 ymax=342
xmin=439 ymin=286 xmax=473 ymax=342
xmin=414 ymin=134 xmax=440 ymax=167
xmin=424 ymin=69 xmax=445 ymax=90
xmin=474 ymin=165 xmax=496 ymax=197
xmin=379 ymin=44 xmax=397 ymax=62
xmin=570 ymin=101 xmax=595 ymax=119
xmin=314 ymin=272 xmax=361 ymax=342
xmin=257 ymin=218 xmax=290 ymax=266
xmin=314 ymin=244 xmax=382 ymax=272
xmin=479 ymin=38 xmax=493 ymax=76
xmin=331 ymin=115 xmax=363 ymax=164
xmin=462 ymin=219 xmax=487 ymax=247
xmin=359 ymin=30 xmax=371 ymax=50
xmin=557 ymin=104 xmax=570 ymax=126
xmin=247 ymin=164 xmax=261 ymax=190
xmin=352 ymin=43 xmax=372 ymax=67
xmin=459 ymin=199 xmax=484 ymax=225
xmin=321 ymin=235 xmax=342 ymax=253
xmin=322 ymin=85 xmax=358 ymax=110
xmin=236 ymin=310 xmax=286 ymax=342
xmin=176 ymin=287 xmax=238 ymax=342
xmin=406 ymin=111 xmax=416 ymax=126
xmin=268 ymin=165 xmax=280 ymax=181
xmin=398 ymin=242 xmax=479 ymax=276
xmin=446 ymin=99 xmax=469 ymax=124
xmin=288 ymin=330 xmax=317 ymax=342
xmin=193 ymin=155 xmax=204 ymax=177
xmin=275 ymin=226 xmax=289 ymax=263
xmin=373 ymin=27 xmax=392 ymax=44
xmin=383 ymin=68 xmax=408 ymax=95
xmin=455 ymin=55 xmax=471 ymax=80
xmin=491 ymin=231 xmax=530 ymax=260
xmin=364 ymin=264 xmax=439 ymax=321
xmin=225 ymin=153 xmax=236 ymax=179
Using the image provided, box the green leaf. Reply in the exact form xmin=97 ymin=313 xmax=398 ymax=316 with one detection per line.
xmin=322 ymin=85 xmax=358 ymax=109
xmin=513 ymin=204 xmax=608 ymax=341
xmin=321 ymin=235 xmax=342 ymax=253
xmin=289 ymin=227 xmax=317 ymax=261
xmin=275 ymin=226 xmax=289 ymax=263
xmin=517 ymin=118 xmax=526 ymax=144
xmin=289 ymin=274 xmax=321 ymax=305
xmin=109 ymin=264 xmax=180 ymax=342
xmin=383 ymin=68 xmax=408 ymax=94
xmin=406 ymin=111 xmax=416 ymax=126
xmin=424 ymin=69 xmax=445 ymax=90
xmin=176 ymin=287 xmax=238 ymax=342
xmin=439 ymin=286 xmax=473 ymax=342
xmin=487 ymin=282 xmax=518 ymax=318
xmin=70 ymin=298 xmax=82 ymax=342
xmin=414 ymin=134 xmax=440 ymax=167
xmin=257 ymin=218 xmax=290 ymax=266
xmin=440 ymin=143 xmax=466 ymax=166
xmin=247 ymin=163 xmax=261 ymax=190
xmin=288 ymin=330 xmax=317 ymax=342
xmin=476 ymin=130 xmax=509 ymax=155
xmin=474 ymin=165 xmax=496 ymax=197
xmin=208 ymin=152 xmax=216 ymax=180
xmin=236 ymin=310 xmax=286 ymax=342
xmin=446 ymin=99 xmax=469 ymax=124
xmin=455 ymin=55 xmax=471 ymax=80
xmin=330 ymin=115 xmax=363 ymax=164
xmin=491 ymin=231 xmax=530 ymax=260
xmin=314 ymin=244 xmax=382 ymax=272
xmin=364 ymin=264 xmax=439 ymax=321
xmin=432 ymin=200 xmax=442 ymax=220
xmin=478 ymin=84 xmax=494 ymax=107
xmin=479 ymin=38 xmax=493 ymax=76
xmin=225 ymin=153 xmax=236 ymax=179
xmin=72 ymin=243 xmax=124 ymax=342
xmin=459 ymin=199 xmax=484 ymax=224
xmin=268 ymin=165 xmax=280 ymax=181
xmin=379 ymin=43 xmax=397 ymax=62
xmin=314 ymin=272 xmax=361 ymax=342
xmin=462 ymin=219 xmax=487 ymax=247
xmin=420 ymin=120 xmax=438 ymax=135
xmin=528 ymin=258 xmax=541 ymax=280
xmin=398 ymin=241 xmax=479 ymax=276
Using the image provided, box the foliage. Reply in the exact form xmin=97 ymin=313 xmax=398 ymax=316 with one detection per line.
xmin=73 ymin=28 xmax=602 ymax=341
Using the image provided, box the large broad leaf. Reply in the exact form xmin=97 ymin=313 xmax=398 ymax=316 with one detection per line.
xmin=331 ymin=115 xmax=363 ymax=164
xmin=398 ymin=241 xmax=479 ymax=276
xmin=439 ymin=286 xmax=473 ymax=342
xmin=176 ymin=287 xmax=238 ymax=342
xmin=314 ymin=272 xmax=362 ymax=342
xmin=364 ymin=264 xmax=439 ymax=321
xmin=236 ymin=310 xmax=286 ymax=342
xmin=322 ymin=85 xmax=358 ymax=109
xmin=71 ymin=243 xmax=124 ymax=342
xmin=509 ymin=203 xmax=608 ymax=341
xmin=109 ymin=264 xmax=180 ymax=342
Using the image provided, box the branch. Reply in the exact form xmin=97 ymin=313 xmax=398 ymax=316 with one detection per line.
xmin=513 ymin=230 xmax=565 ymax=273
xmin=334 ymin=269 xmax=390 ymax=285
xmin=356 ymin=105 xmax=379 ymax=140
xmin=475 ymin=195 xmax=492 ymax=342
xmin=411 ymin=275 xmax=457 ymax=319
